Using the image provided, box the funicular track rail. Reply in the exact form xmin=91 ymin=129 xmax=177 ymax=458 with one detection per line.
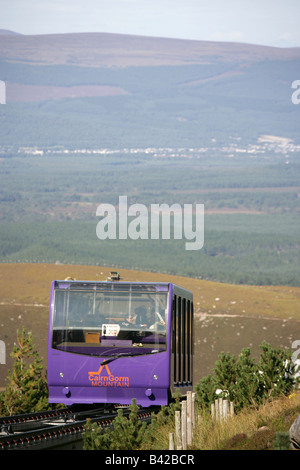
xmin=0 ymin=406 xmax=156 ymax=450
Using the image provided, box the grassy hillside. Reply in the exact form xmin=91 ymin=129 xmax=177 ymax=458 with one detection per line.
xmin=0 ymin=263 xmax=299 ymax=390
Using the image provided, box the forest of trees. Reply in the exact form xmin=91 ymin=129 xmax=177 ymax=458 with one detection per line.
xmin=0 ymin=151 xmax=299 ymax=286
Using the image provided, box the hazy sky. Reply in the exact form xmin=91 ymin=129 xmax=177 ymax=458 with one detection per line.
xmin=1 ymin=0 xmax=300 ymax=47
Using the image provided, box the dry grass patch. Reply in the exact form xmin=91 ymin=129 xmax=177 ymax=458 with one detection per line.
xmin=1 ymin=263 xmax=299 ymax=319
xmin=192 ymin=392 xmax=300 ymax=450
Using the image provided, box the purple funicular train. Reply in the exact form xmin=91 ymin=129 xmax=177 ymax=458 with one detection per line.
xmin=47 ymin=279 xmax=194 ymax=407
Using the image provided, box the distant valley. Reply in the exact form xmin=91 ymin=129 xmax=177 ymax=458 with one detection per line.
xmin=0 ymin=31 xmax=299 ymax=287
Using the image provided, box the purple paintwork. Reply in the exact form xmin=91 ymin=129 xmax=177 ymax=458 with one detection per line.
xmin=47 ymin=280 xmax=193 ymax=407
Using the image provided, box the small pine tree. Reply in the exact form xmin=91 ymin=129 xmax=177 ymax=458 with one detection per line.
xmin=213 ymin=351 xmax=237 ymax=401
xmin=83 ymin=419 xmax=111 ymax=450
xmin=112 ymin=399 xmax=147 ymax=450
xmin=83 ymin=399 xmax=147 ymax=450
xmin=194 ymin=374 xmax=217 ymax=407
xmin=234 ymin=348 xmax=262 ymax=409
xmin=1 ymin=328 xmax=48 ymax=416
xmin=195 ymin=342 xmax=299 ymax=411
xmin=258 ymin=341 xmax=296 ymax=399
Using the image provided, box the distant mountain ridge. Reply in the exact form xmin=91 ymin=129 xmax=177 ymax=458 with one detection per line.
xmin=0 ymin=30 xmax=299 ymax=68
xmin=0 ymin=29 xmax=22 ymax=35
xmin=0 ymin=31 xmax=299 ymax=147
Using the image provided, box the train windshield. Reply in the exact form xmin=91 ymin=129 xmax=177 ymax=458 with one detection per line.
xmin=51 ymin=282 xmax=168 ymax=357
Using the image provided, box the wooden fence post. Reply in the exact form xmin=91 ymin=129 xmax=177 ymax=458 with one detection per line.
xmin=214 ymin=398 xmax=219 ymax=421
xmin=192 ymin=392 xmax=197 ymax=427
xmin=175 ymin=410 xmax=182 ymax=450
xmin=187 ymin=391 xmax=193 ymax=446
xmin=169 ymin=433 xmax=174 ymax=450
xmin=181 ymin=400 xmax=187 ymax=450
xmin=223 ymin=399 xmax=229 ymax=420
xmin=220 ymin=397 xmax=224 ymax=421
xmin=211 ymin=402 xmax=215 ymax=420
xmin=211 ymin=398 xmax=234 ymax=422
xmin=174 ymin=394 xmax=198 ymax=450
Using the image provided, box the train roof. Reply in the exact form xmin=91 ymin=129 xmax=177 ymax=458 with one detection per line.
xmin=51 ymin=279 xmax=193 ymax=296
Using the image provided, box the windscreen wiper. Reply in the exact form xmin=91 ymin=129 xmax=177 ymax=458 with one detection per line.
xmin=100 ymin=352 xmax=130 ymax=366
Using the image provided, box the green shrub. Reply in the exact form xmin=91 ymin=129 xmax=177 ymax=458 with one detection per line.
xmin=195 ymin=342 xmax=299 ymax=411
xmin=0 ymin=328 xmax=49 ymax=416
xmin=83 ymin=399 xmax=147 ymax=450
xmin=273 ymin=431 xmax=291 ymax=450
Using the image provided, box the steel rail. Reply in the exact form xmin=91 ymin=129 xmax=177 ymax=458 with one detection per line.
xmin=0 ymin=408 xmax=75 ymax=434
xmin=0 ymin=406 xmax=156 ymax=450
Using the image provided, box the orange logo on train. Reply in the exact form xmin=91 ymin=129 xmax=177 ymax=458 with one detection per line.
xmin=88 ymin=363 xmax=129 ymax=387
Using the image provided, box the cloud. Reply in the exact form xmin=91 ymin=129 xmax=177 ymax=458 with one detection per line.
xmin=1 ymin=0 xmax=300 ymax=46
xmin=209 ymin=31 xmax=244 ymax=43
xmin=279 ymin=32 xmax=292 ymax=42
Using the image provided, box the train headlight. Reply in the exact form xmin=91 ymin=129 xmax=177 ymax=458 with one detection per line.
xmin=63 ymin=387 xmax=71 ymax=397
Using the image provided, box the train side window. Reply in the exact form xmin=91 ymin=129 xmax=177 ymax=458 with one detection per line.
xmin=177 ymin=295 xmax=181 ymax=383
xmin=172 ymin=295 xmax=177 ymax=383
xmin=187 ymin=299 xmax=192 ymax=384
xmin=172 ymin=292 xmax=193 ymax=388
